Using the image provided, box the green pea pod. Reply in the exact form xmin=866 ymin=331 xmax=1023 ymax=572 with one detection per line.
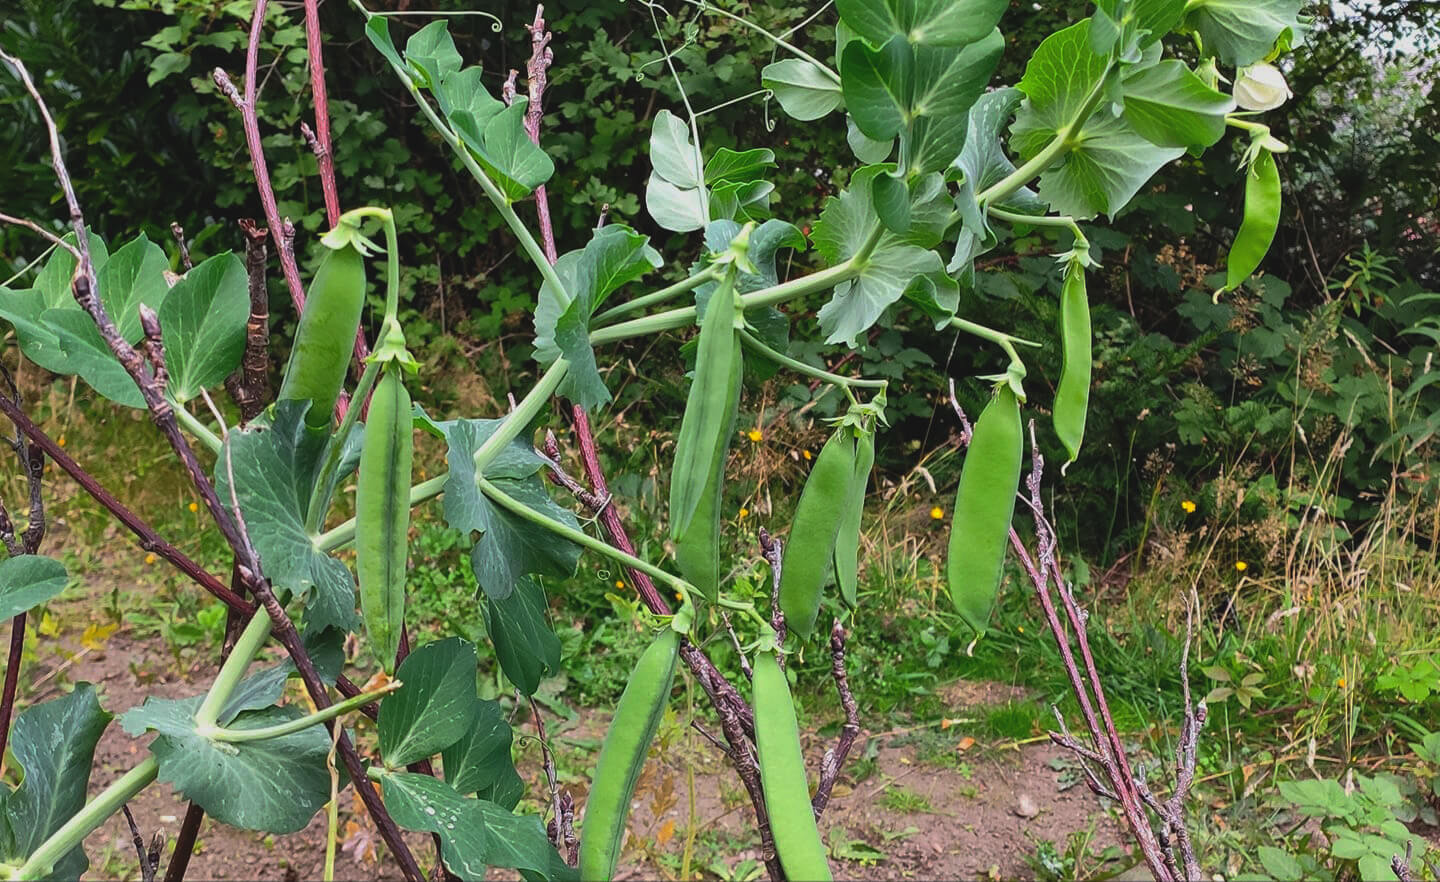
xmin=279 ymin=242 xmax=367 ymax=427
xmin=779 ymin=427 xmax=856 ymax=638
xmin=355 ymin=365 xmax=413 ymax=673
xmin=946 ymin=385 xmax=1022 ymax=636
xmin=1223 ymin=148 xmax=1281 ymax=293
xmin=754 ymin=649 xmax=833 ymax=882
xmin=578 ymin=628 xmax=680 ymax=881
xmin=833 ymin=428 xmax=875 ymax=609
xmin=1053 ymin=261 xmax=1091 ymax=464
xmin=669 ymin=272 xmax=742 ymax=602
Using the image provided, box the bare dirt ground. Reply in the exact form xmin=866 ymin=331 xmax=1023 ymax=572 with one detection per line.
xmin=27 ymin=575 xmax=1128 ymax=881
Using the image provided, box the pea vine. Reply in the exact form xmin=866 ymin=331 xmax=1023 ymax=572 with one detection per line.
xmin=0 ymin=1 xmax=1303 ymax=880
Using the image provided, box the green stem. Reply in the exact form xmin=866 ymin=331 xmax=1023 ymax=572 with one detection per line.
xmin=976 ymin=66 xmax=1111 ymax=207
xmin=193 ymin=612 xmax=273 ymax=729
xmin=209 ymin=683 xmax=398 ymax=743
xmin=305 ymin=357 xmax=381 ymax=533
xmin=174 ymin=403 xmax=223 ymax=454
xmin=337 ymin=206 xmax=401 ymax=321
xmin=738 ymin=328 xmax=887 ymax=389
xmin=316 ymin=360 xmax=570 ymax=552
xmin=986 ymin=206 xmax=1087 ymax=245
xmin=680 ymin=0 xmax=840 ymax=84
xmin=476 ymin=476 xmax=696 ymax=598
xmin=591 ymin=267 xmax=720 ymax=326
xmin=950 ymin=316 xmax=1042 ymax=350
xmin=15 ymin=758 xmax=159 ymax=881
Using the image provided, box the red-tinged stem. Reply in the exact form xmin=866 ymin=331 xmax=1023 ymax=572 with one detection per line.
xmin=0 ymin=612 xmax=26 ymax=762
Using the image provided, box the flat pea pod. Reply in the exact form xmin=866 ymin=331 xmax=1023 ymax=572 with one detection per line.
xmin=753 ymin=649 xmax=833 ymax=882
xmin=779 ymin=427 xmax=857 ymax=638
xmin=669 ymin=272 xmax=742 ymax=602
xmin=355 ymin=364 xmax=413 ymax=673
xmin=833 ymin=428 xmax=875 ymax=609
xmin=946 ymin=385 xmax=1022 ymax=636
xmin=1223 ymin=148 xmax=1281 ymax=293
xmin=279 ymin=242 xmax=367 ymax=427
xmin=578 ymin=628 xmax=680 ymax=881
xmin=1053 ymin=261 xmax=1091 ymax=464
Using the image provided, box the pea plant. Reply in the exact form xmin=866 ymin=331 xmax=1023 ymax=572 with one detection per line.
xmin=0 ymin=0 xmax=1303 ymax=879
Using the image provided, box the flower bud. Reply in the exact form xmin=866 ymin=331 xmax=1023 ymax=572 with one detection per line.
xmin=1234 ymin=62 xmax=1292 ymax=111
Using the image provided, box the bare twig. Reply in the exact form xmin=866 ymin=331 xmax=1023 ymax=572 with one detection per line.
xmin=121 ymin=805 xmax=161 ymax=882
xmin=226 ymin=219 xmax=271 ymax=424
xmin=526 ymin=694 xmax=571 ymax=863
xmin=1393 ymin=840 xmax=1416 ymax=882
xmin=811 ymin=618 xmax=861 ymax=817
xmin=162 ymin=801 xmax=205 ymax=882
xmin=301 ymin=0 xmax=340 ymax=228
xmin=758 ymin=528 xmax=786 ymax=649
xmin=169 ymin=222 xmax=193 ymax=272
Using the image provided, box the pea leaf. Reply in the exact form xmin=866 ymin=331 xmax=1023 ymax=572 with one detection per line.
xmin=483 ymin=575 xmax=562 ymax=696
xmin=704 ymin=147 xmax=775 ymax=185
xmin=1010 ymin=20 xmax=1110 ymax=162
xmin=160 ymin=252 xmax=249 ymax=403
xmin=1095 ymin=0 xmax=1187 ymax=48
xmin=150 ymin=705 xmax=335 ymax=834
xmin=645 ymin=175 xmax=709 ymax=233
xmin=761 ymin=59 xmax=843 ymax=121
xmin=1034 ymin=112 xmax=1184 ymax=219
xmin=404 ymin=20 xmax=463 ymax=88
xmin=442 ymin=698 xmax=524 ymax=809
xmin=812 ymin=166 xmax=957 ymax=345
xmin=694 ymin=219 xmax=804 ymax=352
xmin=0 ymin=554 xmax=68 ymax=621
xmin=949 ymin=88 xmax=1046 ymax=282
xmin=214 ymin=402 xmax=359 ymax=632
xmin=379 ymin=638 xmax=481 ymax=768
xmin=439 ymin=420 xmax=581 ymax=601
xmin=0 ymin=684 xmax=111 ymax=881
xmin=1121 ymin=59 xmax=1234 ymax=150
xmin=96 ymin=233 xmax=169 ymax=343
xmin=0 ymin=232 xmax=109 ymax=375
xmin=1182 ymin=0 xmax=1306 ymax=66
xmin=475 ymin=99 xmax=556 ymax=202
xmin=837 ymin=0 xmax=1007 ymax=47
xmin=646 ymin=110 xmax=709 ymax=232
xmin=381 ymin=771 xmax=576 ymax=882
xmin=533 ymin=225 xmax=661 ymax=409
xmin=41 ymin=308 xmax=145 ymax=408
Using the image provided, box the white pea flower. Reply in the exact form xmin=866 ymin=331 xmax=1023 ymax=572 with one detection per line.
xmin=1234 ymin=62 xmax=1292 ymax=111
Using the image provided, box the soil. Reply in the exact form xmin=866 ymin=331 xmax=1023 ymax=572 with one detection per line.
xmin=29 ymin=580 xmax=1128 ymax=882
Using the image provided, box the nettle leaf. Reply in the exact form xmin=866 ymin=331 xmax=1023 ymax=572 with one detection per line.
xmin=0 ymin=684 xmax=110 ymax=880
xmin=381 ymin=771 xmax=576 ymax=882
xmin=842 ymin=30 xmax=1004 ymax=175
xmin=0 ymin=232 xmax=109 ymax=375
xmin=483 ymin=576 xmax=561 ymax=696
xmin=533 ymin=225 xmax=661 ymax=409
xmin=439 ymin=419 xmax=581 ymax=601
xmin=404 ymin=20 xmax=463 ymax=88
xmin=442 ymin=698 xmax=524 ymax=809
xmin=160 ymin=252 xmax=249 ymax=403
xmin=813 ymin=166 xmax=957 ymax=345
xmin=1182 ymin=0 xmax=1305 ymax=66
xmin=762 ymin=59 xmax=843 ymax=121
xmin=380 ymin=638 xmax=480 ymax=768
xmin=1121 ymin=59 xmax=1234 ymax=150
xmin=1012 ymin=19 xmax=1184 ymax=218
xmin=838 ymin=0 xmax=1007 ymax=47
xmin=0 ymin=554 xmax=68 ymax=620
xmin=151 ymin=705 xmax=335 ymax=834
xmin=214 ymin=402 xmax=358 ymax=632
xmin=645 ymin=110 xmax=708 ymax=232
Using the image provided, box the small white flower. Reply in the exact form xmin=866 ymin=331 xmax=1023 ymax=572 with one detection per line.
xmin=1234 ymin=63 xmax=1292 ymax=111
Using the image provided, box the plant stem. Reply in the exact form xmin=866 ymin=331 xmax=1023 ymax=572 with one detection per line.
xmin=476 ymin=476 xmax=696 ymax=601
xmin=950 ymin=316 xmax=1042 ymax=350
xmin=591 ymin=267 xmax=720 ymax=326
xmin=210 ymin=683 xmax=398 ymax=743
xmin=173 ymin=404 xmax=223 ymax=455
xmin=305 ymin=357 xmax=381 ymax=533
xmin=316 ymin=359 xmax=570 ymax=552
xmin=986 ymin=205 xmax=1087 ymax=246
xmin=16 ymin=758 xmax=160 ymax=880
xmin=681 ymin=0 xmax=840 ymax=84
xmin=193 ymin=611 xmax=273 ymax=729
xmin=977 ymin=67 xmax=1111 ymax=207
xmin=738 ymin=329 xmax=887 ymax=389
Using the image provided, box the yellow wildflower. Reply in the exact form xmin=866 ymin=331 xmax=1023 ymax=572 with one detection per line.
xmin=930 ymin=506 xmax=944 ymax=520
xmin=188 ymin=502 xmax=199 ymax=513
xmin=802 ymin=449 xmax=812 ymax=461
xmin=1234 ymin=561 xmax=1248 ymax=572
xmin=747 ymin=429 xmax=763 ymax=442
xmin=614 ymin=580 xmax=625 ymax=589
xmin=57 ymin=436 xmax=66 ymax=447
xmin=144 ymin=552 xmax=157 ymax=565
xmin=1337 ymin=677 xmax=1347 ymax=689
xmin=739 ymin=507 xmax=749 ymax=518
xmin=1181 ymin=499 xmax=1196 ymax=514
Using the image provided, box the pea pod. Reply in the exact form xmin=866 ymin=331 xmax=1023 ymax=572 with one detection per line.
xmin=578 ymin=628 xmax=680 ymax=881
xmin=946 ymin=385 xmax=1022 ymax=636
xmin=754 ymin=649 xmax=833 ymax=882
xmin=1223 ymin=148 xmax=1281 ymax=293
xmin=669 ymin=270 xmax=742 ymax=602
xmin=833 ymin=427 xmax=875 ymax=608
xmin=278 ymin=242 xmax=367 ymax=427
xmin=1053 ymin=261 xmax=1091 ymax=464
xmin=779 ymin=427 xmax=857 ymax=638
xmin=355 ymin=365 xmax=413 ymax=673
